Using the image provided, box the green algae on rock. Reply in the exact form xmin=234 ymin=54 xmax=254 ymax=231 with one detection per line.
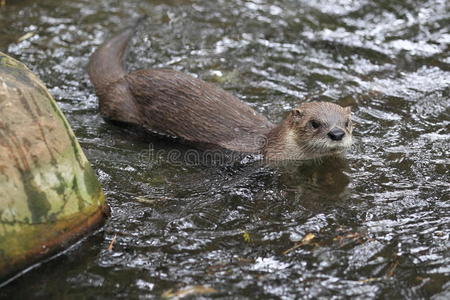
xmin=0 ymin=52 xmax=109 ymax=281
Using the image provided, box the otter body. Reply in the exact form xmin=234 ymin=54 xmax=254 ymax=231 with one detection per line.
xmin=89 ymin=23 xmax=353 ymax=160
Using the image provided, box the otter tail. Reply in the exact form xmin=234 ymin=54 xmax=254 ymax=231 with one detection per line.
xmin=88 ymin=17 xmax=146 ymax=97
xmin=88 ymin=17 xmax=146 ymax=124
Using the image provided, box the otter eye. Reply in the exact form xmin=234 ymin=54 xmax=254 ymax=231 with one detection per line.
xmin=310 ymin=120 xmax=321 ymax=129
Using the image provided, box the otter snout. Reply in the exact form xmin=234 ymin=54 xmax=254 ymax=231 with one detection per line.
xmin=328 ymin=128 xmax=345 ymax=141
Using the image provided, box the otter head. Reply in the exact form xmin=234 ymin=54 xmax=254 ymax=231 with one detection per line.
xmin=286 ymin=102 xmax=353 ymax=159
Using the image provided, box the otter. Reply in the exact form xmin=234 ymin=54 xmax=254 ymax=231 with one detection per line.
xmin=88 ymin=22 xmax=353 ymax=161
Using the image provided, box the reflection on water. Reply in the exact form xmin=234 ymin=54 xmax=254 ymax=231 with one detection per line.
xmin=0 ymin=0 xmax=449 ymax=298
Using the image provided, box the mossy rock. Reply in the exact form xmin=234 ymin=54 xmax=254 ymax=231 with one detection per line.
xmin=0 ymin=52 xmax=109 ymax=281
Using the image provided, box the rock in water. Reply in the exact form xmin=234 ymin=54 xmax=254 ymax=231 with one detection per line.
xmin=0 ymin=52 xmax=109 ymax=281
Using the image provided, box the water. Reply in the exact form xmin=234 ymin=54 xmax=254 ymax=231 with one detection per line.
xmin=1 ymin=0 xmax=449 ymax=298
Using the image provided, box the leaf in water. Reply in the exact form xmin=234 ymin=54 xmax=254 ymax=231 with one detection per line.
xmin=359 ymin=278 xmax=379 ymax=283
xmin=135 ymin=196 xmax=157 ymax=204
xmin=283 ymin=233 xmax=316 ymax=255
xmin=107 ymin=234 xmax=117 ymax=251
xmin=17 ymin=32 xmax=35 ymax=42
xmin=241 ymin=230 xmax=251 ymax=243
xmin=302 ymin=233 xmax=315 ymax=243
xmin=162 ymin=285 xmax=217 ymax=299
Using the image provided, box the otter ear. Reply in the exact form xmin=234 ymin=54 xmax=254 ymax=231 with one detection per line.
xmin=344 ymin=106 xmax=352 ymax=114
xmin=292 ymin=108 xmax=304 ymax=119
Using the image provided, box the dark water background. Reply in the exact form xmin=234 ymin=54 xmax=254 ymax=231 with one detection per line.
xmin=1 ymin=0 xmax=449 ymax=299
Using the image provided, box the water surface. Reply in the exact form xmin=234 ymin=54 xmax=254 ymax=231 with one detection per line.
xmin=0 ymin=0 xmax=449 ymax=298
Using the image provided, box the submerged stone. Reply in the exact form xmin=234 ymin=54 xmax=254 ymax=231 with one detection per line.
xmin=0 ymin=52 xmax=109 ymax=281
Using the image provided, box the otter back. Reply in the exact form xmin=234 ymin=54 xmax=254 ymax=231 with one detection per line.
xmin=124 ymin=69 xmax=273 ymax=152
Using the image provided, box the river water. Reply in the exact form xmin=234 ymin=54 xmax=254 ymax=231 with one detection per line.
xmin=1 ymin=0 xmax=449 ymax=299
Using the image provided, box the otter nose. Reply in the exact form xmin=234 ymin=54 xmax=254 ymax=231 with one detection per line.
xmin=328 ymin=128 xmax=345 ymax=141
